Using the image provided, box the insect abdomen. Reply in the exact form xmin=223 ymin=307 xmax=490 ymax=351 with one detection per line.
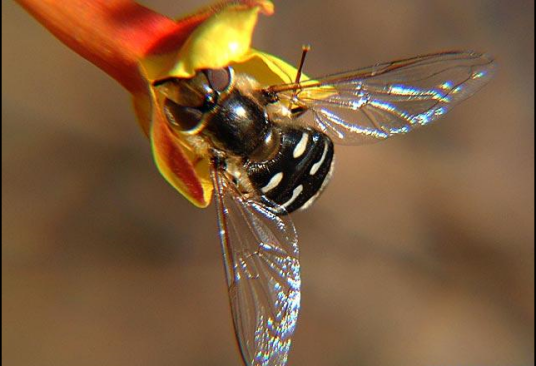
xmin=246 ymin=126 xmax=334 ymax=214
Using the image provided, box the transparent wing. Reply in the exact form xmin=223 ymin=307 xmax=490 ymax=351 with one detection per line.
xmin=211 ymin=167 xmax=301 ymax=366
xmin=272 ymin=51 xmax=496 ymax=145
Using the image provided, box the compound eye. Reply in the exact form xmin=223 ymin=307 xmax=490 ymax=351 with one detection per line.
xmin=163 ymin=98 xmax=203 ymax=132
xmin=154 ymin=76 xmax=211 ymax=108
xmin=205 ymin=67 xmax=231 ymax=92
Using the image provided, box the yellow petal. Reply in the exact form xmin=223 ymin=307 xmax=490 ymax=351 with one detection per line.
xmin=149 ymin=86 xmax=213 ymax=207
xmin=233 ymin=48 xmax=308 ymax=86
xmin=168 ymin=1 xmax=273 ymax=78
xmin=233 ymin=49 xmax=334 ymax=101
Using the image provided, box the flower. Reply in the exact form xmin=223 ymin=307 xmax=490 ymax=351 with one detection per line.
xmin=17 ymin=0 xmax=304 ymax=208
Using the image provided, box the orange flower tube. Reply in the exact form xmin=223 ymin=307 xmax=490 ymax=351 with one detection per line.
xmin=16 ymin=0 xmax=209 ymax=93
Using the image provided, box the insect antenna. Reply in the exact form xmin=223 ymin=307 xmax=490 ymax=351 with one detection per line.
xmin=291 ymin=45 xmax=311 ymax=101
xmin=294 ymin=44 xmax=311 ymax=85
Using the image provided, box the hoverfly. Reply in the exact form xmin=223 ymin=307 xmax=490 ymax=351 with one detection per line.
xmin=153 ymin=50 xmax=495 ymax=366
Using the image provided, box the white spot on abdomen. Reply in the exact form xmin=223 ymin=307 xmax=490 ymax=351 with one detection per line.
xmin=261 ymin=172 xmax=283 ymax=193
xmin=282 ymin=185 xmax=303 ymax=209
xmin=293 ymin=132 xmax=309 ymax=158
xmin=310 ymin=141 xmax=329 ymax=175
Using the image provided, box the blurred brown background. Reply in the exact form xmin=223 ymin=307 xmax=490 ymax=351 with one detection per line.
xmin=3 ymin=1 xmax=534 ymax=365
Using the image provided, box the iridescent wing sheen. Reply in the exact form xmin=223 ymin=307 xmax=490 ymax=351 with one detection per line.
xmin=271 ymin=51 xmax=496 ymax=145
xmin=211 ymin=167 xmax=301 ymax=366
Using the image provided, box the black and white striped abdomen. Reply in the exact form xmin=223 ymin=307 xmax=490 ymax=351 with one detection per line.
xmin=246 ymin=126 xmax=334 ymax=214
